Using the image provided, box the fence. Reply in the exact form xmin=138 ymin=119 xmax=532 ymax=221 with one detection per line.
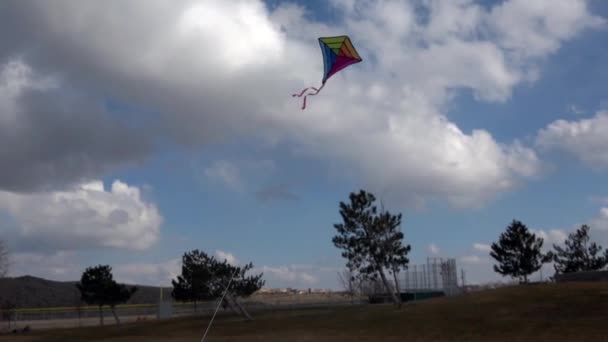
xmin=554 ymin=270 xmax=608 ymax=282
xmin=2 ymin=297 xmax=365 ymax=330
xmin=400 ymin=258 xmax=461 ymax=296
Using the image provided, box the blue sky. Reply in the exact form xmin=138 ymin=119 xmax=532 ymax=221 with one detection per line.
xmin=1 ymin=0 xmax=608 ymax=289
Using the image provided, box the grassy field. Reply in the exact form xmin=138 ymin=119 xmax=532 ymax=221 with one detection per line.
xmin=2 ymin=282 xmax=607 ymax=342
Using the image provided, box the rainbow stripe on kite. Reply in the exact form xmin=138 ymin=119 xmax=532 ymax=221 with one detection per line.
xmin=292 ymin=35 xmax=363 ymax=109
xmin=319 ymin=36 xmax=362 ymax=84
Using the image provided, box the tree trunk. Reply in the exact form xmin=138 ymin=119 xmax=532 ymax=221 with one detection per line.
xmin=98 ymin=305 xmax=104 ymax=326
xmin=391 ymin=268 xmax=402 ymax=303
xmin=378 ymin=268 xmax=401 ymax=307
xmin=110 ymin=305 xmax=121 ymax=325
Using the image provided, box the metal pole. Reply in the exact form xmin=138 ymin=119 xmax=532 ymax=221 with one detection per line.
xmin=461 ymin=269 xmax=465 ymax=288
xmin=201 ymin=268 xmax=239 ymax=342
xmin=433 ymin=259 xmax=438 ymax=290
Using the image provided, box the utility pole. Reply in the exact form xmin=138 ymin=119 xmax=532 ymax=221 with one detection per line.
xmin=461 ymin=269 xmax=466 ymax=289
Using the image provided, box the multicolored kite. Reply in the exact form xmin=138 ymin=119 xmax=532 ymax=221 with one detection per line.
xmin=293 ymin=35 xmax=362 ymax=109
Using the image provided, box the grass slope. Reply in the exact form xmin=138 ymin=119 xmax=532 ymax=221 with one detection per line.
xmin=3 ymin=282 xmax=608 ymax=342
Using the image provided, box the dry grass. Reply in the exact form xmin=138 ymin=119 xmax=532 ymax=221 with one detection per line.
xmin=3 ymin=282 xmax=608 ymax=342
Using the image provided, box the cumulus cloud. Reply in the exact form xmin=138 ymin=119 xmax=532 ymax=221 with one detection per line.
xmin=202 ymin=159 xmax=276 ymax=192
xmin=591 ymin=207 xmax=608 ymax=231
xmin=215 ymin=250 xmax=239 ymax=266
xmin=113 ymin=258 xmax=181 ymax=286
xmin=487 ymin=0 xmax=605 ymax=60
xmin=258 ymin=265 xmax=319 ymax=287
xmin=10 ymin=251 xmax=80 ymax=281
xmin=0 ymin=59 xmax=152 ymax=193
xmin=0 ymin=0 xmax=602 ymax=208
xmin=532 ymin=228 xmax=568 ymax=246
xmin=0 ymin=180 xmax=162 ymax=252
xmin=460 ymin=255 xmax=487 ymax=265
xmin=428 ymin=243 xmax=440 ymax=255
xmin=537 ymin=111 xmax=608 ymax=169
xmin=204 ymin=161 xmax=243 ymax=190
xmin=472 ymin=243 xmax=492 ymax=253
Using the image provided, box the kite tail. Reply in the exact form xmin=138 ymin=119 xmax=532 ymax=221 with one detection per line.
xmin=292 ymin=83 xmax=325 ymax=110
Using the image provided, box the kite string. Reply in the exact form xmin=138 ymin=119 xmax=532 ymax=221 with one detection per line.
xmin=292 ymin=83 xmax=325 ymax=110
xmin=201 ymin=268 xmax=239 ymax=342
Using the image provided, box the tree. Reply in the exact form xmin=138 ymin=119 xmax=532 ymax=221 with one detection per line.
xmin=171 ymin=250 xmax=215 ymax=312
xmin=171 ymin=250 xmax=264 ymax=320
xmin=0 ymin=240 xmax=9 ymax=278
xmin=75 ymin=265 xmax=137 ymax=326
xmin=207 ymin=257 xmax=265 ymax=321
xmin=337 ymin=269 xmax=357 ymax=303
xmin=490 ymin=220 xmax=549 ymax=283
xmin=552 ymin=225 xmax=608 ymax=274
xmin=332 ymin=190 xmax=411 ymax=307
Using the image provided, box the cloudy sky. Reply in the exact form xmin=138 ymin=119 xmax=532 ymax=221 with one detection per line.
xmin=1 ymin=0 xmax=608 ymax=289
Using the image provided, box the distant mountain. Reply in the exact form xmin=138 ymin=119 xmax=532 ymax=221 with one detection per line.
xmin=0 ymin=275 xmax=173 ymax=308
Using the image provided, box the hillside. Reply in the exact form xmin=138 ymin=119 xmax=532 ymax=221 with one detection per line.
xmin=2 ymin=282 xmax=608 ymax=341
xmin=0 ymin=276 xmax=171 ymax=308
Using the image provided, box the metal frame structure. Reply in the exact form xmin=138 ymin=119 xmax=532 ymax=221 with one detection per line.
xmin=400 ymin=257 xmax=460 ymax=296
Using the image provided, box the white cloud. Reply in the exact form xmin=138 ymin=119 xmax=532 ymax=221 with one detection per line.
xmin=532 ymin=228 xmax=568 ymax=246
xmin=259 ymin=265 xmax=318 ymax=286
xmin=487 ymin=0 xmax=605 ymax=60
xmin=215 ymin=250 xmax=239 ymax=266
xmin=113 ymin=258 xmax=181 ymax=286
xmin=0 ymin=180 xmax=162 ymax=251
xmin=473 ymin=243 xmax=492 ymax=253
xmin=587 ymin=209 xmax=608 ymax=249
xmin=537 ymin=111 xmax=608 ymax=168
xmin=177 ymin=1 xmax=284 ymax=72
xmin=0 ymin=0 xmax=602 ymax=208
xmin=0 ymin=60 xmax=57 ymax=124
xmin=591 ymin=207 xmax=608 ymax=231
xmin=424 ymin=0 xmax=483 ymax=42
xmin=428 ymin=243 xmax=440 ymax=255
xmin=460 ymin=255 xmax=487 ymax=265
xmin=10 ymin=251 xmax=80 ymax=281
xmin=0 ymin=57 xmax=152 ymax=193
xmin=204 ymin=160 xmax=243 ymax=190
xmin=568 ymin=105 xmax=585 ymax=116
xmin=254 ymin=263 xmax=343 ymax=288
xmin=202 ymin=159 xmax=276 ymax=192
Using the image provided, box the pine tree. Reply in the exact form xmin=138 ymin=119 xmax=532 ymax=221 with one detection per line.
xmin=490 ymin=220 xmax=549 ymax=283
xmin=552 ymin=225 xmax=608 ymax=274
xmin=171 ymin=249 xmax=215 ymax=312
xmin=75 ymin=265 xmax=137 ymax=326
xmin=171 ymin=249 xmax=264 ymax=320
xmin=332 ymin=190 xmax=411 ymax=307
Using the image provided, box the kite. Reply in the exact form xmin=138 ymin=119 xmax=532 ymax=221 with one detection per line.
xmin=292 ymin=35 xmax=362 ymax=110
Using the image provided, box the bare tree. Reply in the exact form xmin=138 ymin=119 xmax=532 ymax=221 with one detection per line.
xmin=0 ymin=240 xmax=9 ymax=278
